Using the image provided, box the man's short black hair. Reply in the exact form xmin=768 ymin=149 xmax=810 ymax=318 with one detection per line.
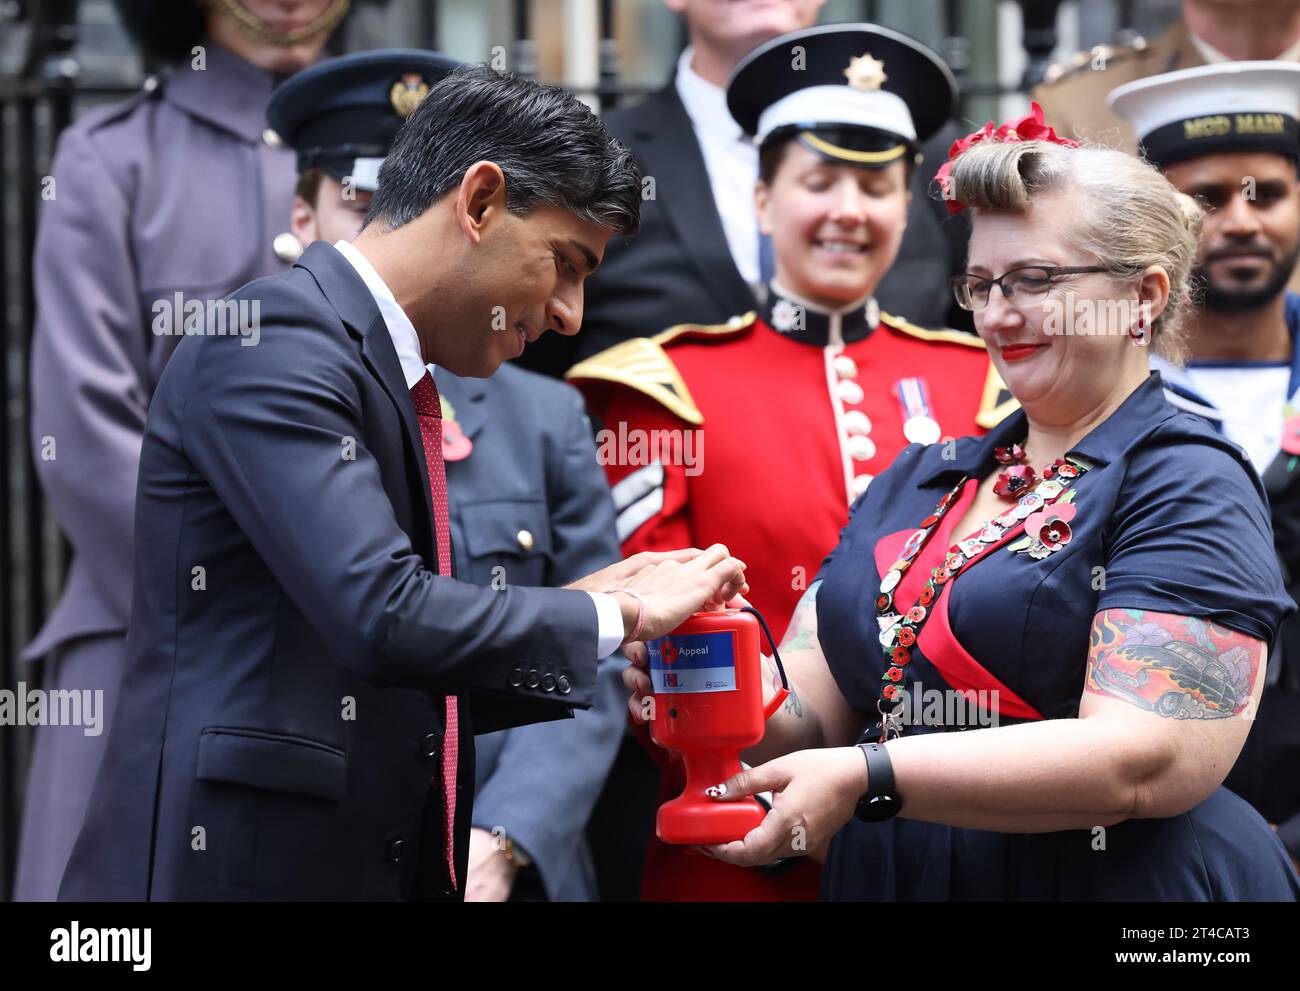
xmin=365 ymin=64 xmax=641 ymax=237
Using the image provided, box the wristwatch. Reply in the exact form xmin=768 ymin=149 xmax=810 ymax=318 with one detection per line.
xmin=854 ymin=742 xmax=903 ymax=822
xmin=498 ymin=833 xmax=532 ymax=869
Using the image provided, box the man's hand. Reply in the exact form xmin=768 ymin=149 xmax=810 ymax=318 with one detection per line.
xmin=464 ymin=827 xmax=517 ymax=902
xmin=609 ymin=543 xmax=747 ymax=642
xmin=564 ymin=548 xmax=708 ymax=595
xmin=568 ymin=544 xmax=748 ymax=644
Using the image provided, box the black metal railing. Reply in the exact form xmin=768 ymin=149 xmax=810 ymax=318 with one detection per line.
xmin=0 ymin=0 xmax=79 ymax=902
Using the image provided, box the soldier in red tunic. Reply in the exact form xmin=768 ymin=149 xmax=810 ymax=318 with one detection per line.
xmin=569 ymin=24 xmax=1013 ymax=901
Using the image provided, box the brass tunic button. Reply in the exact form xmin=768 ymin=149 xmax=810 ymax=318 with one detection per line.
xmin=516 ymin=529 xmax=534 ymax=551
xmin=273 ymin=232 xmax=303 ymax=263
xmin=833 ymin=355 xmax=858 ymax=380
xmin=851 ymin=474 xmax=874 ymax=499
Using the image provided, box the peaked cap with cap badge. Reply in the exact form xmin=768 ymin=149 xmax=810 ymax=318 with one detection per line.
xmin=266 ymin=48 xmax=462 ymax=195
xmin=1108 ymin=61 xmax=1300 ymax=169
xmin=726 ymin=22 xmax=957 ymax=170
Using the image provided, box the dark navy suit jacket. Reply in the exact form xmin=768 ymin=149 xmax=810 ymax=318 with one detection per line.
xmin=58 ymin=241 xmax=600 ymax=901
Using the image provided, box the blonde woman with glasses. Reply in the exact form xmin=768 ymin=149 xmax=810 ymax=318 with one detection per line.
xmin=626 ymin=110 xmax=1300 ymax=900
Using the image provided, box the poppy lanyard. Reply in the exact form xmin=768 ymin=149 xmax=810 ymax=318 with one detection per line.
xmin=872 ymin=456 xmax=1091 ymax=740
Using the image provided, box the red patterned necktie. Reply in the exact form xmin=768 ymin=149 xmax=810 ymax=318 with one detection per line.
xmin=409 ymin=369 xmax=459 ymax=891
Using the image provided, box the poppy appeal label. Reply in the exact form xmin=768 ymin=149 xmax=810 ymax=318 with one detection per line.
xmin=648 ymin=632 xmax=737 ymax=693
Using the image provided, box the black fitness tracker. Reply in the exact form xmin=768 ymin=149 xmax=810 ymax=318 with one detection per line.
xmin=855 ymin=742 xmax=903 ymax=822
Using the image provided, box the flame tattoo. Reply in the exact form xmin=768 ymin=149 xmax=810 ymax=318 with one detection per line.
xmin=1085 ymin=609 xmax=1260 ymax=719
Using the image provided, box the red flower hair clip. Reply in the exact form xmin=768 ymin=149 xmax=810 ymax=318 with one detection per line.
xmin=934 ymin=101 xmax=1080 ymax=215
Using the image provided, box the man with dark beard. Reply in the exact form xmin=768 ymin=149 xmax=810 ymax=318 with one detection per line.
xmin=1111 ymin=62 xmax=1300 ymax=869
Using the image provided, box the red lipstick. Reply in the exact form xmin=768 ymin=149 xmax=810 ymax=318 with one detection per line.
xmin=1000 ymin=343 xmax=1044 ymax=362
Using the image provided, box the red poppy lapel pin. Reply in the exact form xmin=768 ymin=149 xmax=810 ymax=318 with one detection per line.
xmin=1007 ymin=491 xmax=1078 ymax=560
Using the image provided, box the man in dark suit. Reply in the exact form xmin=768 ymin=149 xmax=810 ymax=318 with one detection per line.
xmin=515 ymin=1 xmax=969 ymax=378
xmin=59 ymin=64 xmax=747 ymax=902
xmin=276 ymin=49 xmax=630 ymax=901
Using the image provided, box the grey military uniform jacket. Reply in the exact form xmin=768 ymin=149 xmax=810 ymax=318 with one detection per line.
xmin=437 ymin=364 xmax=626 ymax=902
xmin=25 ymin=41 xmax=296 ymax=660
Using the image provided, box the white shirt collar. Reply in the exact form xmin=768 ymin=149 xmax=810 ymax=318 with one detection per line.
xmin=333 ymin=239 xmax=430 ymax=390
xmin=673 ymin=46 xmax=761 ymax=287
xmin=675 ymin=46 xmax=744 ymax=143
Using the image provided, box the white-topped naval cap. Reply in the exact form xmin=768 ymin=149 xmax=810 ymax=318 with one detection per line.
xmin=1108 ymin=61 xmax=1300 ymax=165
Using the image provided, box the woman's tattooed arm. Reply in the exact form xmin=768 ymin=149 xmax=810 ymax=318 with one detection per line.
xmin=1085 ymin=608 xmax=1263 ymax=720
xmin=771 ymin=582 xmax=819 ymax=720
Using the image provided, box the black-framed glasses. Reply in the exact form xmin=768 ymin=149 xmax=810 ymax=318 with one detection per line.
xmin=950 ymin=266 xmax=1109 ymax=312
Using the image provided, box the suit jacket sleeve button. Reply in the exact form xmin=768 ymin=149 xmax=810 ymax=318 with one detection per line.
xmin=422 ymin=733 xmax=438 ymax=757
xmin=557 ymin=675 xmax=572 ymax=695
xmin=525 ymin=668 xmax=541 ymax=689
xmin=507 ymin=667 xmax=524 ymax=687
xmin=516 ymin=529 xmax=534 ymax=551
xmin=541 ymin=673 xmax=556 ymax=693
xmin=386 ymin=838 xmax=405 ymax=862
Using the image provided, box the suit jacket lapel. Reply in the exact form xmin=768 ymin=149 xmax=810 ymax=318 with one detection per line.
xmin=631 ymin=86 xmax=756 ymax=317
xmin=296 ymin=241 xmax=436 ymax=550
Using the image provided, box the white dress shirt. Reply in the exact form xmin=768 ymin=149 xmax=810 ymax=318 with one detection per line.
xmin=674 ymin=47 xmax=761 ymax=289
xmin=333 ymin=240 xmax=626 ymax=656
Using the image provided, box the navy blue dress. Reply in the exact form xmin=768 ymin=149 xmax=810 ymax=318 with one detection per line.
xmin=816 ymin=374 xmax=1300 ymax=900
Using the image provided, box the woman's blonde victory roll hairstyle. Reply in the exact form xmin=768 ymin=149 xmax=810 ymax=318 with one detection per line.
xmin=946 ymin=140 xmax=1203 ymax=364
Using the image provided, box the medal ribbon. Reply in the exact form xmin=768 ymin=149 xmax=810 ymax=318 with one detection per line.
xmin=895 ymin=377 xmax=933 ymax=424
xmin=873 ymin=456 xmax=1091 ymax=740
